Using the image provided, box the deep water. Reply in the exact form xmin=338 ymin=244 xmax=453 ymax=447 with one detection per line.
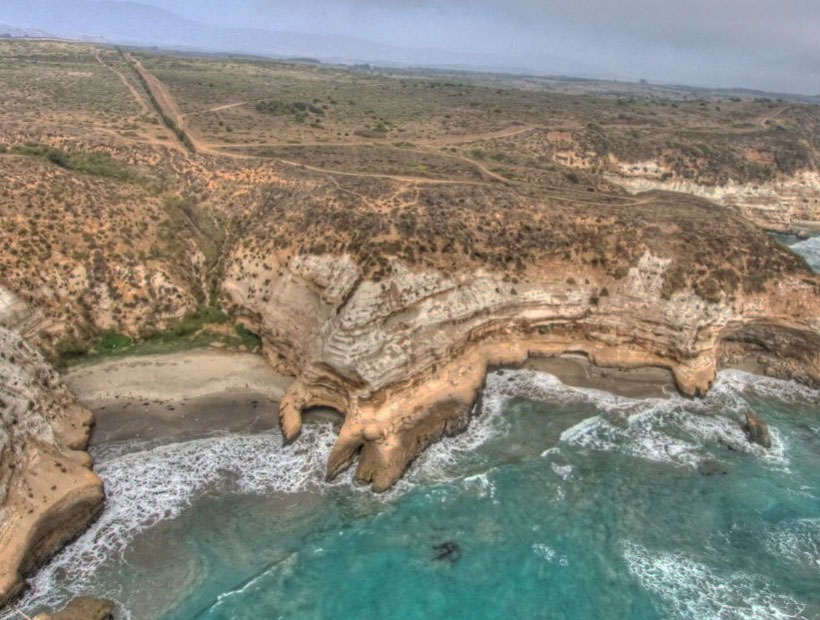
xmin=7 ymin=370 xmax=820 ymax=620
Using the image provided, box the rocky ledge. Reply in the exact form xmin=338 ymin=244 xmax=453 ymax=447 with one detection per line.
xmin=33 ymin=597 xmax=114 ymax=620
xmin=0 ymin=327 xmax=103 ymax=603
xmin=221 ymin=184 xmax=820 ymax=492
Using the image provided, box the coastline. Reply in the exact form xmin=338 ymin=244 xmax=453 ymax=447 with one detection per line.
xmin=62 ymin=348 xmax=684 ymax=449
xmin=15 ymin=346 xmax=807 ymax=620
xmin=62 ymin=347 xmax=803 ymax=454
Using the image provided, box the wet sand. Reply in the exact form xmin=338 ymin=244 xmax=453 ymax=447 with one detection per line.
xmin=64 ymin=350 xmax=293 ymax=445
xmin=524 ymin=354 xmax=676 ymax=399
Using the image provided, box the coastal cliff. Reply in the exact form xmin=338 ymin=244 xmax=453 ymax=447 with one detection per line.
xmin=0 ymin=327 xmax=103 ymax=602
xmin=606 ymin=162 xmax=820 ymax=232
xmin=221 ymin=180 xmax=820 ymax=491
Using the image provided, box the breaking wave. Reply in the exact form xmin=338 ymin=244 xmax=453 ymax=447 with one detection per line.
xmin=481 ymin=368 xmax=811 ymax=471
xmin=622 ymin=540 xmax=810 ymax=619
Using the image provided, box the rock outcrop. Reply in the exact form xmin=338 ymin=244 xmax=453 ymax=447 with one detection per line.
xmin=743 ymin=412 xmax=772 ymax=449
xmin=607 ymin=161 xmax=820 ymax=232
xmin=221 ymin=182 xmax=820 ymax=491
xmin=33 ymin=597 xmax=115 ymax=620
xmin=0 ymin=327 xmax=103 ymax=603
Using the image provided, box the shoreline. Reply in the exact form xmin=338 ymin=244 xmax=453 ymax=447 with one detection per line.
xmin=522 ymin=354 xmax=676 ymax=399
xmin=64 ymin=348 xmax=683 ymax=448
xmin=63 ymin=347 xmax=789 ymax=448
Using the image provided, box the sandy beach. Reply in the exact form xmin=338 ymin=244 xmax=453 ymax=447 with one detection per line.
xmin=64 ymin=350 xmax=294 ymax=445
xmin=524 ymin=354 xmax=676 ymax=399
xmin=63 ymin=348 xmax=680 ymax=448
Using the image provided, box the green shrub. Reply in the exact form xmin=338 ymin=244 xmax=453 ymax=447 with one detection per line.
xmin=98 ymin=331 xmax=132 ymax=352
xmin=235 ymin=324 xmax=262 ymax=351
xmin=12 ymin=143 xmax=134 ymax=180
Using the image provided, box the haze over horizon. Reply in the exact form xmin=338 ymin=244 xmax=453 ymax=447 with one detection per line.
xmin=2 ymin=0 xmax=819 ymax=95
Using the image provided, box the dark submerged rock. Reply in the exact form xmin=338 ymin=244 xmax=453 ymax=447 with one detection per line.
xmin=744 ymin=412 xmax=772 ymax=449
xmin=697 ymin=459 xmax=727 ymax=476
xmin=432 ymin=541 xmax=462 ymax=562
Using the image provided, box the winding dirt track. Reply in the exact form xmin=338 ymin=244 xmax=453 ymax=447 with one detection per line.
xmin=117 ymin=57 xmax=653 ymax=204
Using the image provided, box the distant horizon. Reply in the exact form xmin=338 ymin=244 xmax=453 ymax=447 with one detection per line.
xmin=1 ymin=0 xmax=819 ymax=96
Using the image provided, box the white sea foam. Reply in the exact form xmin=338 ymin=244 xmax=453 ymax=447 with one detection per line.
xmin=9 ymin=395 xmax=509 ymax=617
xmin=395 ymin=399 xmax=508 ymax=492
xmin=532 ymin=543 xmax=569 ymax=566
xmin=714 ymin=369 xmax=820 ymax=407
xmin=550 ymin=463 xmax=574 ymax=480
xmin=461 ymin=473 xmax=497 ymax=499
xmin=10 ymin=423 xmax=342 ymax=618
xmin=766 ymin=518 xmax=820 ymax=572
xmin=792 ymin=236 xmax=820 ymax=272
xmin=8 ymin=366 xmax=816 ymax=619
xmin=480 ymin=367 xmax=800 ymax=471
xmin=622 ymin=540 xmax=810 ymax=619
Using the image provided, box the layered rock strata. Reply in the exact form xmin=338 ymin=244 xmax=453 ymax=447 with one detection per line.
xmin=0 ymin=327 xmax=103 ymax=602
xmin=607 ymin=161 xmax=820 ymax=232
xmin=221 ymin=190 xmax=820 ymax=492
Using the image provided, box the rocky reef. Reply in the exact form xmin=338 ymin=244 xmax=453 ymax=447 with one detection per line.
xmin=0 ymin=327 xmax=103 ymax=603
xmin=221 ymin=181 xmax=820 ymax=492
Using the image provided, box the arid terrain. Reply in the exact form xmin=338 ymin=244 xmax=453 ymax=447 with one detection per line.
xmin=1 ymin=39 xmax=820 ymax=606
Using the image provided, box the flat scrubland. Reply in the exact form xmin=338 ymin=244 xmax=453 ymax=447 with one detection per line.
xmin=0 ymin=40 xmax=817 ymax=364
xmin=139 ymin=50 xmax=820 ymax=184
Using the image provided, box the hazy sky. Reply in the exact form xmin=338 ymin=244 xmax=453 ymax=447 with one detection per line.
xmin=89 ymin=1 xmax=820 ymax=93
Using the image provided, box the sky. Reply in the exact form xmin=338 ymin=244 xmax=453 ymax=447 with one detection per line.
xmin=18 ymin=0 xmax=820 ymax=93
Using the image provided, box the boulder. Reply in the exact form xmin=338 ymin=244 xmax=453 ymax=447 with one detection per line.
xmin=744 ymin=412 xmax=772 ymax=449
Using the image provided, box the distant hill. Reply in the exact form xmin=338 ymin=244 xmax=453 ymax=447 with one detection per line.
xmin=0 ymin=0 xmax=527 ymax=69
xmin=0 ymin=23 xmax=52 ymax=38
xmin=1 ymin=0 xmax=817 ymax=102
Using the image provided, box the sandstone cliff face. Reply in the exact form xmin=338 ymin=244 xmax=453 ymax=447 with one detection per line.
xmin=0 ymin=327 xmax=103 ymax=602
xmin=606 ymin=160 xmax=820 ymax=232
xmin=222 ymin=238 xmax=820 ymax=491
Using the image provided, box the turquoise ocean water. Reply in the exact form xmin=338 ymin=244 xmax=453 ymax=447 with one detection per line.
xmin=5 ymin=236 xmax=820 ymax=620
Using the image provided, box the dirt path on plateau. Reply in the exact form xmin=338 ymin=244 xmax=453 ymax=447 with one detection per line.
xmin=94 ymin=50 xmax=149 ymax=115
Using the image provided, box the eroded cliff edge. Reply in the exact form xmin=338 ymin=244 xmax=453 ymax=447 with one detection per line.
xmin=221 ymin=180 xmax=820 ymax=491
xmin=0 ymin=327 xmax=103 ymax=602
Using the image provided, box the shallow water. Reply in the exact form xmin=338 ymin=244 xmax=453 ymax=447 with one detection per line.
xmin=6 ymin=369 xmax=820 ymax=620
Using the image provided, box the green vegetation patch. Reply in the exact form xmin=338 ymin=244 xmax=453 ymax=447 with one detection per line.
xmin=235 ymin=324 xmax=262 ymax=352
xmin=11 ymin=143 xmax=135 ymax=181
xmin=98 ymin=331 xmax=133 ymax=352
xmin=255 ymin=100 xmax=325 ymax=123
xmin=57 ymin=306 xmax=261 ymax=367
